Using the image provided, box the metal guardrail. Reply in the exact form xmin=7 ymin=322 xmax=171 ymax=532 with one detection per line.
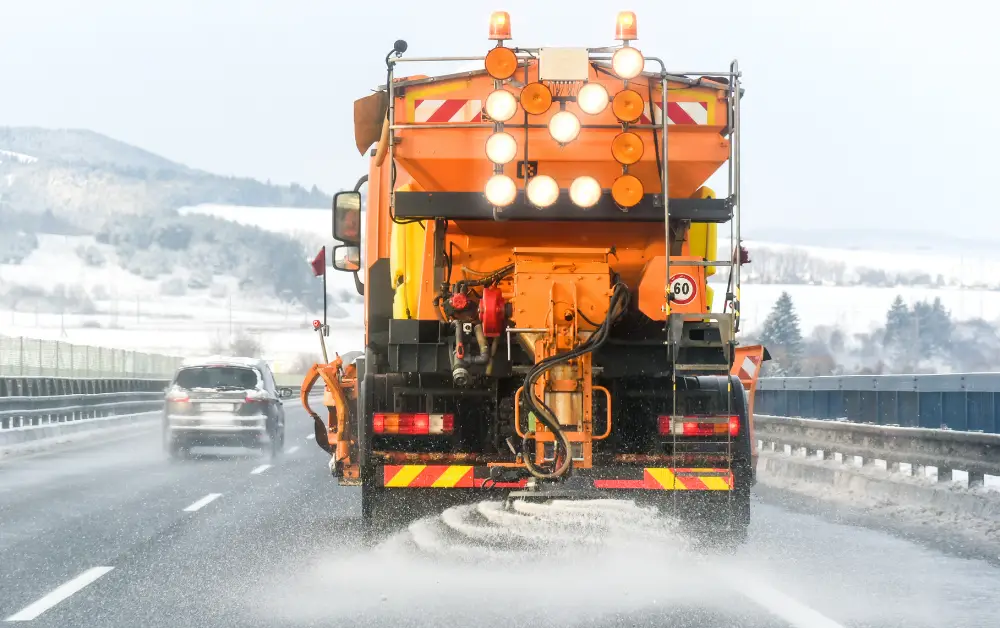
xmin=0 ymin=393 xmax=165 ymax=431
xmin=757 ymin=374 xmax=1000 ymax=434
xmin=0 ymin=377 xmax=170 ymax=432
xmin=754 ymin=414 xmax=1000 ymax=486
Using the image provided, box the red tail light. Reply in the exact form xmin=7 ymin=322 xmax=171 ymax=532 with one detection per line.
xmin=658 ymin=415 xmax=739 ymax=437
xmin=245 ymin=391 xmax=267 ymax=404
xmin=372 ymin=413 xmax=455 ymax=435
xmin=166 ymin=391 xmax=190 ymax=403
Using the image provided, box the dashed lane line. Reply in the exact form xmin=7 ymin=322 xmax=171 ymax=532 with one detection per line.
xmin=250 ymin=464 xmax=271 ymax=475
xmin=288 ymin=446 xmax=300 ymax=454
xmin=182 ymin=493 xmax=222 ymax=512
xmin=739 ymin=579 xmax=847 ymax=628
xmin=5 ymin=567 xmax=115 ymax=622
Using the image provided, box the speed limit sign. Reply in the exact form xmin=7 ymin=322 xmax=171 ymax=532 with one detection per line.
xmin=669 ymin=273 xmax=697 ymax=305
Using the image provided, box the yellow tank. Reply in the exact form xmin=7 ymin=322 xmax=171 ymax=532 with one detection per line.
xmin=389 ymin=183 xmax=426 ymax=318
xmin=688 ymin=187 xmax=718 ymax=309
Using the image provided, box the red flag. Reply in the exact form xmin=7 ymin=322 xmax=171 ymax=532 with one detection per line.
xmin=310 ymin=246 xmax=326 ymax=276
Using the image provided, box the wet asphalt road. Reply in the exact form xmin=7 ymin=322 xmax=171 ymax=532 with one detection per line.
xmin=1 ymin=407 xmax=998 ymax=628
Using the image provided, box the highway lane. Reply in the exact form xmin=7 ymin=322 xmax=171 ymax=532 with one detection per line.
xmin=0 ymin=406 xmax=997 ymax=627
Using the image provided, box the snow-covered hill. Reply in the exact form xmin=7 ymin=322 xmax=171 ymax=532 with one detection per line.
xmin=6 ymin=202 xmax=998 ymax=366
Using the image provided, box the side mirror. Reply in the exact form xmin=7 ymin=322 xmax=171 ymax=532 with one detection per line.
xmin=332 ymin=244 xmax=361 ymax=273
xmin=277 ymin=387 xmax=295 ymax=399
xmin=333 ymin=191 xmax=361 ymax=244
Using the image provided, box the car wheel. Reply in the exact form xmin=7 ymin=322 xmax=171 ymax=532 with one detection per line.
xmin=167 ymin=437 xmax=186 ymax=461
xmin=163 ymin=424 xmax=185 ymax=461
xmin=268 ymin=426 xmax=284 ymax=459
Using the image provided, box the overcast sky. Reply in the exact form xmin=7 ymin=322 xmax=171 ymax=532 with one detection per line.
xmin=1 ymin=0 xmax=996 ymax=239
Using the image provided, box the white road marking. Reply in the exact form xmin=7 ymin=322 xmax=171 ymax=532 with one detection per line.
xmin=5 ymin=567 xmax=114 ymax=621
xmin=739 ymin=580 xmax=846 ymax=628
xmin=182 ymin=493 xmax=222 ymax=512
xmin=288 ymin=446 xmax=300 ymax=454
xmin=306 ymin=433 xmax=315 ymax=440
xmin=250 ymin=464 xmax=271 ymax=475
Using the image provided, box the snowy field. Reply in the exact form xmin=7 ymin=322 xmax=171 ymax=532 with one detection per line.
xmin=744 ymin=239 xmax=1000 ymax=289
xmin=5 ymin=204 xmax=1000 ymax=363
xmin=721 ymin=284 xmax=1000 ymax=338
xmin=0 ymin=232 xmax=362 ymax=369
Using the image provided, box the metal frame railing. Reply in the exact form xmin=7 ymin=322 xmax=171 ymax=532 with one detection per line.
xmin=0 ymin=335 xmax=183 ymax=379
xmin=757 ymin=374 xmax=1000 ymax=434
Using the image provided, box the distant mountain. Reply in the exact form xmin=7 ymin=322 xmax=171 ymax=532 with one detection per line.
xmin=0 ymin=127 xmax=331 ymax=225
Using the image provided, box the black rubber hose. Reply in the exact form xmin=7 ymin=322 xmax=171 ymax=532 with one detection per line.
xmin=521 ymin=283 xmax=629 ymax=480
xmin=455 ymin=263 xmax=515 ymax=294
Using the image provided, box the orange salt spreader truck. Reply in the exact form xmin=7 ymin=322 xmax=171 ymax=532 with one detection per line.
xmin=302 ymin=11 xmax=769 ymax=545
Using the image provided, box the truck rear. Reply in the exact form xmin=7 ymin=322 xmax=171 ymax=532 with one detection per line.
xmin=302 ymin=11 xmax=767 ymax=546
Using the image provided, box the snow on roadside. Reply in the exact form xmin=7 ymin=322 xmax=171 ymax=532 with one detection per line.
xmin=757 ymin=451 xmax=1000 ymax=554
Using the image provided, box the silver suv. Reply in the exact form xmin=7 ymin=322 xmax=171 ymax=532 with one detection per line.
xmin=162 ymin=356 xmax=293 ymax=460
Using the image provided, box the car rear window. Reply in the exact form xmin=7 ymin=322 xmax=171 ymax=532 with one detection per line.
xmin=174 ymin=366 xmax=260 ymax=390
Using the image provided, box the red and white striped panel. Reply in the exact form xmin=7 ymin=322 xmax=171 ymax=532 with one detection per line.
xmin=737 ymin=354 xmax=760 ymax=382
xmin=639 ymin=101 xmax=710 ymax=125
xmin=413 ymin=99 xmax=483 ymax=123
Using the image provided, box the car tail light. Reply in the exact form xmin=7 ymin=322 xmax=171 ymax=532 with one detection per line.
xmin=658 ymin=415 xmax=739 ymax=437
xmin=245 ymin=391 xmax=267 ymax=403
xmin=166 ymin=391 xmax=190 ymax=403
xmin=372 ymin=413 xmax=455 ymax=435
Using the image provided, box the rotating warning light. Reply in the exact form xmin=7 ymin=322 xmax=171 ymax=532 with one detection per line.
xmin=520 ymin=82 xmax=553 ymax=115
xmin=485 ymin=132 xmax=517 ymax=165
xmin=615 ymin=11 xmax=638 ymax=40
xmin=577 ymin=83 xmax=610 ymax=115
xmin=485 ymin=174 xmax=517 ymax=207
xmin=526 ymin=175 xmax=559 ymax=208
xmin=570 ymin=176 xmax=602 ymax=209
xmin=611 ymin=174 xmax=643 ymax=208
xmin=612 ymin=89 xmax=644 ymax=123
xmin=548 ymin=110 xmax=581 ymax=144
xmin=612 ymin=46 xmax=644 ymax=80
xmin=489 ymin=11 xmax=512 ymax=40
xmin=485 ymin=89 xmax=518 ymax=122
xmin=485 ymin=46 xmax=518 ymax=80
xmin=611 ymin=131 xmax=644 ymax=165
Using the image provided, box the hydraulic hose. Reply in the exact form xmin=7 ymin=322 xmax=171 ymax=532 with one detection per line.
xmin=521 ymin=283 xmax=629 ymax=480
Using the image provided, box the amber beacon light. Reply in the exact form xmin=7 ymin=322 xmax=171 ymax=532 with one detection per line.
xmin=489 ymin=11 xmax=512 ymax=40
xmin=615 ymin=11 xmax=638 ymax=40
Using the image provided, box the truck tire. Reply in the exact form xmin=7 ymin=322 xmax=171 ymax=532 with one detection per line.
xmin=658 ymin=374 xmax=753 ymax=551
xmin=361 ymin=479 xmax=380 ymax=524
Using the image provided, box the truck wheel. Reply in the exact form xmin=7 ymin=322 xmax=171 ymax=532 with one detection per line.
xmin=704 ymin=488 xmax=750 ymax=552
xmin=361 ymin=481 xmax=383 ymax=544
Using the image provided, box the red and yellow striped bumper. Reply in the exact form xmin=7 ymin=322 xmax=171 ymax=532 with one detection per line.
xmin=379 ymin=465 xmax=733 ymax=491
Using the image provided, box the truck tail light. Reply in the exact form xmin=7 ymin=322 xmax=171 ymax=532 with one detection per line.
xmin=658 ymin=415 xmax=739 ymax=437
xmin=373 ymin=413 xmax=455 ymax=436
